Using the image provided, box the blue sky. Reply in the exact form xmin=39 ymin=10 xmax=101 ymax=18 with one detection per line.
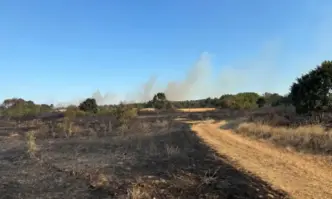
xmin=1 ymin=0 xmax=332 ymax=105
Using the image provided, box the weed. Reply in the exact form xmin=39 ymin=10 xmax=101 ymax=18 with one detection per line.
xmin=26 ymin=131 xmax=37 ymax=157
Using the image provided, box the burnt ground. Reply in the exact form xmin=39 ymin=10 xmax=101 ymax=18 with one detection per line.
xmin=0 ymin=111 xmax=289 ymax=199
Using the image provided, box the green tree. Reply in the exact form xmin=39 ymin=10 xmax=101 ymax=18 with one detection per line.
xmin=262 ymin=92 xmax=283 ymax=106
xmin=232 ymin=92 xmax=260 ymax=109
xmin=78 ymin=98 xmax=98 ymax=113
xmin=219 ymin=94 xmax=235 ymax=108
xmin=256 ymin=97 xmax=266 ymax=108
xmin=151 ymin=92 xmax=172 ymax=110
xmin=290 ymin=61 xmax=332 ymax=115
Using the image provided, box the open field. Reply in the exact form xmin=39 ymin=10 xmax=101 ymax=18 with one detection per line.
xmin=0 ymin=109 xmax=331 ymax=198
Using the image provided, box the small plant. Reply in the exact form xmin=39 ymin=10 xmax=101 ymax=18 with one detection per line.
xmin=63 ymin=117 xmax=73 ymax=137
xmin=138 ymin=122 xmax=151 ymax=133
xmin=108 ymin=120 xmax=113 ymax=133
xmin=88 ymin=172 xmax=109 ymax=189
xmin=114 ymin=104 xmax=137 ymax=126
xmin=128 ymin=182 xmax=154 ymax=199
xmin=165 ymin=144 xmax=180 ymax=157
xmin=118 ymin=123 xmax=129 ymax=136
xmin=26 ymin=131 xmax=37 ymax=157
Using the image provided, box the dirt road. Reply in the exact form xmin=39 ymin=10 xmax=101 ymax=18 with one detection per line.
xmin=192 ymin=121 xmax=332 ymax=199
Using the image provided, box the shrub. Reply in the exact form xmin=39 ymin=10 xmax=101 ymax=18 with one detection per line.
xmin=78 ymin=98 xmax=98 ymax=113
xmin=114 ymin=104 xmax=137 ymax=125
xmin=26 ymin=131 xmax=37 ymax=157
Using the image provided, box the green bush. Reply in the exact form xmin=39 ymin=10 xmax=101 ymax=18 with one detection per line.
xmin=78 ymin=98 xmax=98 ymax=113
xmin=1 ymin=98 xmax=53 ymax=118
xmin=114 ymin=104 xmax=137 ymax=125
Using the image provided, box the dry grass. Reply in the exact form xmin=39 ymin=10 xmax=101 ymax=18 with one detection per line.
xmin=236 ymin=122 xmax=332 ymax=154
xmin=26 ymin=130 xmax=37 ymax=157
xmin=178 ymin=108 xmax=216 ymax=112
xmin=140 ymin=107 xmax=216 ymax=113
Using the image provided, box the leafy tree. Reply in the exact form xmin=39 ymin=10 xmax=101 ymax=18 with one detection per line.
xmin=150 ymin=92 xmax=172 ymax=110
xmin=219 ymin=94 xmax=235 ymax=108
xmin=290 ymin=61 xmax=332 ymax=115
xmin=78 ymin=98 xmax=98 ymax=113
xmin=256 ymin=97 xmax=266 ymax=108
xmin=262 ymin=92 xmax=283 ymax=106
xmin=1 ymin=98 xmax=53 ymax=118
xmin=153 ymin=92 xmax=166 ymax=102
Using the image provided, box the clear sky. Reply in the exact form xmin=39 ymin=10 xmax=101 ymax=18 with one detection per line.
xmin=1 ymin=0 xmax=332 ymax=105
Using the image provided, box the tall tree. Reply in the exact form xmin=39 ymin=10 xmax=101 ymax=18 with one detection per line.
xmin=290 ymin=60 xmax=332 ymax=115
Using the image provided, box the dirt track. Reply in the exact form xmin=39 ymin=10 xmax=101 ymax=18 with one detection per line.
xmin=192 ymin=121 xmax=332 ymax=199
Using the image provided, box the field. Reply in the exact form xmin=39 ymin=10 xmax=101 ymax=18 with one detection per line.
xmin=0 ymin=108 xmax=331 ymax=198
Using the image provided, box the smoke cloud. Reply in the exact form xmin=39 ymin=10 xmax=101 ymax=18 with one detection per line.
xmin=56 ymin=9 xmax=332 ymax=107
xmin=164 ymin=52 xmax=211 ymax=101
xmin=54 ymin=41 xmax=281 ymax=107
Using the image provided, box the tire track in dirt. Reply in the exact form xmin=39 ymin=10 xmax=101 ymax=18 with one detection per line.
xmin=192 ymin=121 xmax=332 ymax=199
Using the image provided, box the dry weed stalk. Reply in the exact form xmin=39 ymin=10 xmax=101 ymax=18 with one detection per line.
xmin=64 ymin=117 xmax=73 ymax=137
xmin=26 ymin=131 xmax=37 ymax=157
xmin=165 ymin=144 xmax=180 ymax=157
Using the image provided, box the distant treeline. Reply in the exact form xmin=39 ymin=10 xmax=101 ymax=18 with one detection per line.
xmin=109 ymin=92 xmax=290 ymax=110
xmin=1 ymin=60 xmax=332 ymax=119
xmin=0 ymin=92 xmax=288 ymax=118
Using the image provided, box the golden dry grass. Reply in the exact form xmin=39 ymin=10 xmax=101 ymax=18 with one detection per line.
xmin=140 ymin=107 xmax=216 ymax=112
xmin=236 ymin=122 xmax=332 ymax=154
xmin=177 ymin=108 xmax=216 ymax=112
xmin=139 ymin=108 xmax=156 ymax=112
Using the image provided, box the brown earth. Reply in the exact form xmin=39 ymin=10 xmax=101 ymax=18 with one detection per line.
xmin=192 ymin=120 xmax=332 ymax=199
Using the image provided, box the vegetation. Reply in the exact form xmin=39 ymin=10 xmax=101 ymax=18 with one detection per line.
xmin=236 ymin=122 xmax=332 ymax=155
xmin=2 ymin=60 xmax=332 ymax=198
xmin=78 ymin=98 xmax=98 ymax=113
xmin=256 ymin=97 xmax=266 ymax=108
xmin=290 ymin=61 xmax=332 ymax=115
xmin=114 ymin=103 xmax=137 ymax=125
xmin=147 ymin=92 xmax=173 ymax=110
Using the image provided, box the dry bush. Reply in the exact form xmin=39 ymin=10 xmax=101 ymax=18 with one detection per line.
xmin=26 ymin=130 xmax=37 ymax=157
xmin=128 ymin=182 xmax=156 ymax=199
xmin=88 ymin=172 xmax=109 ymax=189
xmin=247 ymin=105 xmax=323 ymax=128
xmin=115 ymin=105 xmax=137 ymax=126
xmin=237 ymin=122 xmax=332 ymax=154
xmin=165 ymin=144 xmax=180 ymax=157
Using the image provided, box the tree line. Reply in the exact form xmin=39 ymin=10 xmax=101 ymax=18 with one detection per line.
xmin=1 ymin=60 xmax=331 ymax=118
